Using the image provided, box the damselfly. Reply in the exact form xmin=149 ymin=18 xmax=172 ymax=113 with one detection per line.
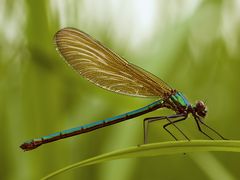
xmin=20 ymin=28 xmax=226 ymax=151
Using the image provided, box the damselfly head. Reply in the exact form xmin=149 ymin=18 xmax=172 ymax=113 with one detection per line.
xmin=195 ymin=100 xmax=207 ymax=117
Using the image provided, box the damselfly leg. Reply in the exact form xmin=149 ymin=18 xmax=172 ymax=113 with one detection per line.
xmin=194 ymin=116 xmax=227 ymax=140
xmin=163 ymin=116 xmax=189 ymax=140
xmin=143 ymin=114 xmax=188 ymax=143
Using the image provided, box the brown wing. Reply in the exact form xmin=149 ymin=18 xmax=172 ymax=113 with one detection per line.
xmin=54 ymin=27 xmax=172 ymax=98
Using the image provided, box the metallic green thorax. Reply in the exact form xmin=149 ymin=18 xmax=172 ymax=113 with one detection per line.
xmin=170 ymin=92 xmax=190 ymax=108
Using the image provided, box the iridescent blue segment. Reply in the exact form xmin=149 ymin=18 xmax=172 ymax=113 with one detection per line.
xmin=42 ymin=132 xmax=61 ymax=140
xmin=82 ymin=120 xmax=103 ymax=129
xmin=61 ymin=127 xmax=80 ymax=135
xmin=39 ymin=100 xmax=164 ymax=141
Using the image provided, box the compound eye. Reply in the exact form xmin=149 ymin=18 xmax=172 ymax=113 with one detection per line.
xmin=196 ymin=101 xmax=205 ymax=109
xmin=195 ymin=100 xmax=207 ymax=117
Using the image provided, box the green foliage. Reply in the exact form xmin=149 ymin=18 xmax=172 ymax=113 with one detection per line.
xmin=42 ymin=140 xmax=240 ymax=179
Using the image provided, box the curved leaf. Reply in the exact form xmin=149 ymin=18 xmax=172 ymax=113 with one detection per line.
xmin=41 ymin=140 xmax=240 ymax=180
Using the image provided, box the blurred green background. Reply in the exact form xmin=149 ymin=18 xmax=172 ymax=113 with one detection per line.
xmin=1 ymin=0 xmax=240 ymax=179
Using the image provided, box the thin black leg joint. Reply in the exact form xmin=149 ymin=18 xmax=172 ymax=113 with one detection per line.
xmin=143 ymin=113 xmax=188 ymax=143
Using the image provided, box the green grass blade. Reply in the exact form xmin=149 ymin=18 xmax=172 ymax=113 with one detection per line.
xmin=41 ymin=140 xmax=240 ymax=180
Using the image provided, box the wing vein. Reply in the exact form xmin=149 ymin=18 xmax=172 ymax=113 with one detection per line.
xmin=54 ymin=27 xmax=172 ymax=98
